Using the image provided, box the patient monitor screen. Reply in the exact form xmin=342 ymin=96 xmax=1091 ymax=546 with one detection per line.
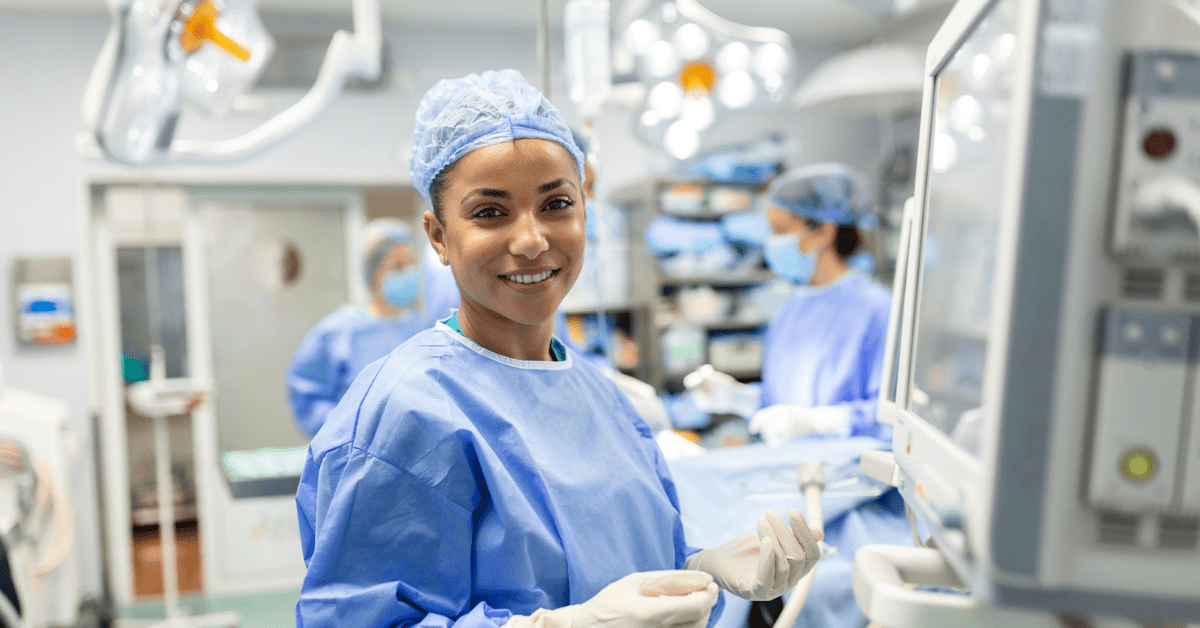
xmin=909 ymin=0 xmax=1019 ymax=455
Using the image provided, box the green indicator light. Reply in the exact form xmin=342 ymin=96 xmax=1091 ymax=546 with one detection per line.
xmin=1120 ymin=449 xmax=1157 ymax=483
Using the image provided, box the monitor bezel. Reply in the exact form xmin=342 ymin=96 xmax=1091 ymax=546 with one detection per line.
xmin=878 ymin=0 xmax=1043 ymax=587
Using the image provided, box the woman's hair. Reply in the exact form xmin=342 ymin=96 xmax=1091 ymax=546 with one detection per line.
xmin=427 ymin=159 xmax=461 ymax=223
xmin=806 ymin=219 xmax=861 ymax=259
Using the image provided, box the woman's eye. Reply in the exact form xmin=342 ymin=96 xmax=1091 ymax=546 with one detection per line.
xmin=473 ymin=206 xmax=504 ymax=219
xmin=544 ymin=197 xmax=575 ymax=212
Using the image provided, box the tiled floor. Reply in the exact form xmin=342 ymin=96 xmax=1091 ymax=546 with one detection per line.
xmin=117 ymin=589 xmax=298 ymax=628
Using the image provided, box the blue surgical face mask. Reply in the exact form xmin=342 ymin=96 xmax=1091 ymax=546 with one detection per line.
xmin=764 ymin=233 xmax=819 ymax=284
xmin=380 ymin=268 xmax=420 ymax=308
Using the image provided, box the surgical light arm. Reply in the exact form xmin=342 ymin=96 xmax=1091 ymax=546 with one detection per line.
xmin=80 ymin=0 xmax=381 ymax=165
xmin=171 ymin=0 xmax=381 ymax=161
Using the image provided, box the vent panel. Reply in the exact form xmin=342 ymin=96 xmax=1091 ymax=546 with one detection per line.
xmin=1123 ymin=268 xmax=1164 ymax=300
xmin=1186 ymin=273 xmax=1200 ymax=302
xmin=1159 ymin=516 xmax=1199 ymax=550
xmin=1098 ymin=510 xmax=1139 ymax=546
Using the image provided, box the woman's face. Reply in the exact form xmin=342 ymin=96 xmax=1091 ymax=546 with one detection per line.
xmin=766 ymin=205 xmax=831 ymax=255
xmin=370 ymin=241 xmax=417 ymax=296
xmin=425 ymin=138 xmax=585 ymax=327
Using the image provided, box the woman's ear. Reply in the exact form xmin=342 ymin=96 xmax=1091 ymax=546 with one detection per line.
xmin=423 ymin=210 xmax=450 ymax=266
xmin=817 ymin=222 xmax=839 ymax=248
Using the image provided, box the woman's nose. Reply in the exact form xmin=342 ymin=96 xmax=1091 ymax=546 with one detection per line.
xmin=509 ymin=211 xmax=550 ymax=259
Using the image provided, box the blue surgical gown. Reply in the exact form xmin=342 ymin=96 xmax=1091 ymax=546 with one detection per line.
xmin=296 ymin=322 xmax=719 ymax=628
xmin=285 ymin=305 xmax=435 ymax=437
xmin=760 ymin=271 xmax=891 ymax=438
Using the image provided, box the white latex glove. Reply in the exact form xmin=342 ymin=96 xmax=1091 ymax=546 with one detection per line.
xmin=683 ymin=365 xmax=759 ymax=418
xmin=748 ymin=405 xmax=850 ymax=446
xmin=505 ymin=570 xmax=719 ymax=628
xmin=685 ymin=509 xmax=823 ymax=601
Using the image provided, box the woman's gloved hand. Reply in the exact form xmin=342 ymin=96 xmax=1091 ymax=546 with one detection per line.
xmin=747 ymin=405 xmax=850 ymax=446
xmin=505 ymin=570 xmax=720 ymax=628
xmin=684 ymin=509 xmax=822 ymax=601
xmin=683 ymin=365 xmax=760 ymax=418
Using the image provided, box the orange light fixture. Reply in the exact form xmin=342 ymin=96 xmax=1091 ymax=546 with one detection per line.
xmin=680 ymin=61 xmax=716 ymax=97
xmin=180 ymin=1 xmax=251 ymax=62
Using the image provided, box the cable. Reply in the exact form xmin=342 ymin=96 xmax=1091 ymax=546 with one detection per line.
xmin=0 ymin=441 xmax=76 ymax=585
xmin=0 ymin=582 xmax=25 ymax=628
xmin=29 ymin=454 xmax=74 ymax=582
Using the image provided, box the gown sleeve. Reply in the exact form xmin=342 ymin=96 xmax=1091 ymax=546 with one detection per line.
xmin=616 ymin=383 xmax=727 ymax=626
xmin=286 ymin=324 xmax=345 ymax=438
xmin=831 ymin=302 xmax=891 ymax=439
xmin=296 ymin=439 xmax=512 ymax=628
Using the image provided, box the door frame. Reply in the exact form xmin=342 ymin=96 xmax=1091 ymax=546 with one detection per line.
xmin=84 ymin=177 xmax=373 ymax=605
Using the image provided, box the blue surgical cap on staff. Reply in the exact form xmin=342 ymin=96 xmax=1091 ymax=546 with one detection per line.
xmin=408 ymin=69 xmax=586 ymax=201
xmin=767 ymin=163 xmax=878 ymax=230
xmin=363 ymin=218 xmax=412 ymax=286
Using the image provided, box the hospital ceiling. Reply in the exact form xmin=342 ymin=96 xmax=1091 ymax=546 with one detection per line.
xmin=0 ymin=0 xmax=953 ymax=45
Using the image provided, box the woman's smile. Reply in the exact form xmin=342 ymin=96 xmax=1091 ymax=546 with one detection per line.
xmin=501 ymin=268 xmax=560 ymax=286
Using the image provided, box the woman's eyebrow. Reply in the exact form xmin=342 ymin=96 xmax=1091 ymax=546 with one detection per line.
xmin=538 ymin=178 xmax=576 ymax=194
xmin=461 ymin=188 xmax=510 ymax=205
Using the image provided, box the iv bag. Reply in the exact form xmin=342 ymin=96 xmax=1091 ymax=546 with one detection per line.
xmin=565 ymin=0 xmax=612 ymax=118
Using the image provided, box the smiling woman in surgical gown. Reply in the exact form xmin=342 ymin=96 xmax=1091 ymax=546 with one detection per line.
xmin=294 ymin=70 xmax=823 ymax=628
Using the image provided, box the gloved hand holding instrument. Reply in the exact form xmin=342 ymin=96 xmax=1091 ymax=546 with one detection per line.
xmin=685 ymin=509 xmax=823 ymax=601
xmin=505 ymin=570 xmax=721 ymax=628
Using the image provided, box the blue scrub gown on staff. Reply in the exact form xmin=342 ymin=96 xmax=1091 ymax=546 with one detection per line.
xmin=760 ymin=271 xmax=892 ymax=438
xmin=285 ymin=305 xmax=435 ymax=437
xmin=295 ymin=320 xmax=720 ymax=628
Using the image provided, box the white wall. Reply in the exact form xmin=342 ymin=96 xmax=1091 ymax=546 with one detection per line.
xmin=0 ymin=8 xmax=113 ymax=607
xmin=0 ymin=7 xmax=885 ymax=605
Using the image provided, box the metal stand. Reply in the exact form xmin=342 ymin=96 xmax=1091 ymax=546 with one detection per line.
xmin=128 ymin=348 xmax=238 ymax=628
xmin=773 ymin=461 xmax=826 ymax=628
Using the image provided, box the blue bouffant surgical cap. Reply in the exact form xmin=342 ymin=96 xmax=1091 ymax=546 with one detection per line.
xmin=767 ymin=163 xmax=878 ymax=230
xmin=363 ymin=218 xmax=412 ymax=285
xmin=408 ymin=69 xmax=586 ymax=201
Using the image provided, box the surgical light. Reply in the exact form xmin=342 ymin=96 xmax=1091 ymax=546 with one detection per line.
xmin=650 ymin=81 xmax=685 ymax=117
xmin=647 ymin=40 xmax=681 ymax=77
xmin=618 ymin=0 xmax=796 ymax=160
xmin=717 ymin=70 xmax=755 ymax=108
xmin=716 ymin=41 xmax=750 ymax=72
xmin=968 ymin=52 xmax=994 ymax=89
xmin=624 ymin=19 xmax=660 ymax=54
xmin=680 ymin=61 xmax=715 ymax=95
xmin=81 ymin=0 xmax=382 ymax=165
xmin=931 ymin=131 xmax=958 ymax=173
xmin=993 ymin=32 xmax=1016 ymax=59
xmin=763 ymin=74 xmax=783 ymax=95
xmin=950 ymin=95 xmax=982 ymax=133
xmin=673 ymin=23 xmax=710 ymax=59
xmin=665 ymin=120 xmax=701 ymax=159
xmin=661 ymin=1 xmax=679 ymax=23
xmin=680 ymin=95 xmax=715 ymax=130
xmin=753 ymin=42 xmax=789 ymax=78
xmin=173 ymin=0 xmax=274 ymax=116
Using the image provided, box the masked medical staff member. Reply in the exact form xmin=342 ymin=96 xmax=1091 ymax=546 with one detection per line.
xmin=285 ymin=219 xmax=435 ymax=437
xmin=689 ymin=164 xmax=890 ymax=445
xmin=755 ymin=163 xmax=890 ymax=444
xmin=296 ymin=70 xmax=822 ymax=628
